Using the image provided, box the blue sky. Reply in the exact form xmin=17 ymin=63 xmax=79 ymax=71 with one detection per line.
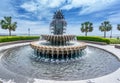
xmin=0 ymin=0 xmax=120 ymax=36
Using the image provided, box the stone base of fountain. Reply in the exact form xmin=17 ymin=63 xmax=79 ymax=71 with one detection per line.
xmin=41 ymin=35 xmax=76 ymax=45
xmin=30 ymin=35 xmax=86 ymax=62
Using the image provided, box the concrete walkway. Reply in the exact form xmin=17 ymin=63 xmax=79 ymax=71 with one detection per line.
xmin=0 ymin=42 xmax=120 ymax=83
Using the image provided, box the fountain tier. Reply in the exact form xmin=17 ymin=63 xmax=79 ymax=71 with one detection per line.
xmin=30 ymin=41 xmax=86 ymax=61
xmin=41 ymin=35 xmax=76 ymax=45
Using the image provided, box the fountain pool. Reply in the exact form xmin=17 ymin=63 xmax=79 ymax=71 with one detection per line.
xmin=0 ymin=45 xmax=119 ymax=81
xmin=0 ymin=10 xmax=119 ymax=83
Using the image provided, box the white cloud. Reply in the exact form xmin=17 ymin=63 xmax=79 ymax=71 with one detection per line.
xmin=20 ymin=1 xmax=65 ymax=13
xmin=62 ymin=0 xmax=93 ymax=10
xmin=62 ymin=0 xmax=117 ymax=15
xmin=20 ymin=0 xmax=118 ymax=20
xmin=47 ymin=0 xmax=66 ymax=8
xmin=21 ymin=1 xmax=38 ymax=12
xmin=0 ymin=0 xmax=119 ymax=36
xmin=21 ymin=0 xmax=66 ymax=10
xmin=20 ymin=0 xmax=66 ymax=20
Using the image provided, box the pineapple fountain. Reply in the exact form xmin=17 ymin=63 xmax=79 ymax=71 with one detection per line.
xmin=30 ymin=10 xmax=86 ymax=62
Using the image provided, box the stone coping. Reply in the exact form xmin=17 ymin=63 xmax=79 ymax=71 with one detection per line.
xmin=30 ymin=41 xmax=86 ymax=55
xmin=41 ymin=34 xmax=76 ymax=43
xmin=78 ymin=40 xmax=107 ymax=45
xmin=30 ymin=41 xmax=86 ymax=48
xmin=115 ymin=44 xmax=120 ymax=49
xmin=0 ymin=42 xmax=120 ymax=83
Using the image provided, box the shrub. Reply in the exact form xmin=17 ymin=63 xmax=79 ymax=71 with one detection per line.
xmin=108 ymin=38 xmax=120 ymax=44
xmin=0 ymin=36 xmax=119 ymax=44
xmin=0 ymin=36 xmax=39 ymax=43
xmin=77 ymin=36 xmax=110 ymax=44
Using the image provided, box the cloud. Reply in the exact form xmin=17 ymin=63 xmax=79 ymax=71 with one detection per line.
xmin=19 ymin=0 xmax=118 ymax=21
xmin=62 ymin=0 xmax=117 ymax=15
xmin=0 ymin=0 xmax=120 ymax=36
xmin=20 ymin=0 xmax=66 ymax=20
xmin=21 ymin=0 xmax=66 ymax=11
xmin=21 ymin=1 xmax=38 ymax=12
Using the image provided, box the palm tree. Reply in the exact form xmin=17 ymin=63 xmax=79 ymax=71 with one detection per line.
xmin=80 ymin=21 xmax=93 ymax=36
xmin=99 ymin=21 xmax=112 ymax=38
xmin=117 ymin=24 xmax=120 ymax=39
xmin=117 ymin=24 xmax=120 ymax=31
xmin=0 ymin=16 xmax=17 ymax=36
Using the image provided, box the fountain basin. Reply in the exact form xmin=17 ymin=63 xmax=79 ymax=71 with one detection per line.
xmin=30 ymin=41 xmax=86 ymax=61
xmin=0 ymin=43 xmax=120 ymax=83
xmin=41 ymin=35 xmax=76 ymax=45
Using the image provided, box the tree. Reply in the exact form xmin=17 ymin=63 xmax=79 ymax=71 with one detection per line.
xmin=0 ymin=16 xmax=17 ymax=36
xmin=117 ymin=24 xmax=120 ymax=31
xmin=117 ymin=24 xmax=120 ymax=39
xmin=99 ymin=21 xmax=112 ymax=38
xmin=80 ymin=21 xmax=93 ymax=36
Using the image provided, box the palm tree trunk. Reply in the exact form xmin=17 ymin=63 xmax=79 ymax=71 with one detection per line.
xmin=110 ymin=29 xmax=112 ymax=38
xmin=9 ymin=29 xmax=11 ymax=36
xmin=85 ymin=32 xmax=87 ymax=36
xmin=104 ymin=31 xmax=106 ymax=38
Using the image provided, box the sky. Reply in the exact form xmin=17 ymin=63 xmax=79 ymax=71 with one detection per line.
xmin=0 ymin=0 xmax=120 ymax=36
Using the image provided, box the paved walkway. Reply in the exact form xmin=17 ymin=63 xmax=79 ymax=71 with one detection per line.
xmin=0 ymin=42 xmax=120 ymax=83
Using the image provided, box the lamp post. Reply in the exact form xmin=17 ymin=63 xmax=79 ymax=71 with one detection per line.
xmin=110 ymin=28 xmax=112 ymax=38
xmin=28 ymin=28 xmax=30 ymax=36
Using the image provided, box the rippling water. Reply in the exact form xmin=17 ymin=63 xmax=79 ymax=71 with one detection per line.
xmin=1 ymin=45 xmax=120 ymax=81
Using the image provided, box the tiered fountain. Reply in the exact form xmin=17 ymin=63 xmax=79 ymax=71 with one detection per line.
xmin=0 ymin=10 xmax=120 ymax=83
xmin=30 ymin=10 xmax=86 ymax=62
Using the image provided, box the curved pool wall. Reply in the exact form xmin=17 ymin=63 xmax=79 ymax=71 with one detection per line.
xmin=2 ymin=42 xmax=119 ymax=81
xmin=0 ymin=43 xmax=120 ymax=83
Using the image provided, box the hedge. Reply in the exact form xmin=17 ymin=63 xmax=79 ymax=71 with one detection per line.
xmin=108 ymin=38 xmax=120 ymax=44
xmin=0 ymin=36 xmax=39 ymax=43
xmin=0 ymin=36 xmax=120 ymax=44
xmin=77 ymin=36 xmax=110 ymax=44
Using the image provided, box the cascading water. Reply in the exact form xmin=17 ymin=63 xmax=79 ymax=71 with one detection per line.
xmin=30 ymin=10 xmax=86 ymax=62
xmin=0 ymin=10 xmax=120 ymax=83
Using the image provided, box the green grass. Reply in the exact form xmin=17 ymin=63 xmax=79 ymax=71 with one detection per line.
xmin=0 ymin=36 xmax=39 ymax=43
xmin=77 ymin=36 xmax=120 ymax=44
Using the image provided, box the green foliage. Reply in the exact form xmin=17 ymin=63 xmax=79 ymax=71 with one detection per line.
xmin=117 ymin=24 xmax=120 ymax=31
xmin=77 ymin=36 xmax=110 ymax=44
xmin=0 ymin=36 xmax=119 ymax=44
xmin=77 ymin=36 xmax=120 ymax=44
xmin=99 ymin=21 xmax=112 ymax=32
xmin=99 ymin=21 xmax=112 ymax=38
xmin=108 ymin=38 xmax=120 ymax=44
xmin=80 ymin=21 xmax=93 ymax=36
xmin=0 ymin=36 xmax=39 ymax=43
xmin=0 ymin=16 xmax=17 ymax=36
